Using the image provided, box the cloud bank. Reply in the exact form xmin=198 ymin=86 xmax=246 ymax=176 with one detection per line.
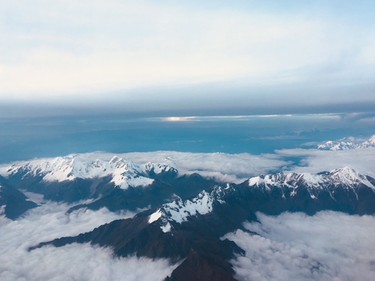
xmin=277 ymin=147 xmax=375 ymax=178
xmin=83 ymin=151 xmax=288 ymax=183
xmin=0 ymin=203 xmax=175 ymax=281
xmin=226 ymin=211 xmax=375 ymax=281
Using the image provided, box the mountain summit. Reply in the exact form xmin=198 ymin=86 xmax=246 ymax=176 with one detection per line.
xmin=317 ymin=135 xmax=375 ymax=150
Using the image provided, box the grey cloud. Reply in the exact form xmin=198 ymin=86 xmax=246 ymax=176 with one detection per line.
xmin=225 ymin=211 xmax=375 ymax=281
xmin=359 ymin=117 xmax=375 ymax=124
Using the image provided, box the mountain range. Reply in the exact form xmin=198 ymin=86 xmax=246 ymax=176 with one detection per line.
xmin=1 ymin=153 xmax=375 ymax=281
xmin=317 ymin=135 xmax=375 ymax=150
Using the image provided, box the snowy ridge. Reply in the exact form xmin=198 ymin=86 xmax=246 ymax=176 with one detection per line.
xmin=248 ymin=172 xmax=325 ymax=189
xmin=0 ymin=154 xmax=176 ymax=190
xmin=317 ymin=135 xmax=375 ymax=151
xmin=144 ymin=162 xmax=175 ymax=175
xmin=0 ymin=151 xmax=289 ymax=184
xmin=248 ymin=167 xmax=375 ymax=198
xmin=148 ymin=190 xmax=217 ymax=233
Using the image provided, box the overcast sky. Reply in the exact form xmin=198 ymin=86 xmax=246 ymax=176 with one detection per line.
xmin=1 ymin=0 xmax=374 ymax=112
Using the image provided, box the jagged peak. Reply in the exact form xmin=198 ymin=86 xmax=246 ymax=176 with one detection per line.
xmin=143 ymin=162 xmax=177 ymax=175
xmin=317 ymin=135 xmax=375 ymax=151
xmin=0 ymin=153 xmax=176 ymax=190
xmin=249 ymin=172 xmax=321 ymax=188
xmin=329 ymin=167 xmax=374 ymax=188
xmin=248 ymin=167 xmax=374 ymax=190
xmin=148 ymin=190 xmax=217 ymax=233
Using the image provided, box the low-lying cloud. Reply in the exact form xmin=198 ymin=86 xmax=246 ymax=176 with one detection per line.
xmin=225 ymin=211 xmax=375 ymax=281
xmin=0 ymin=203 xmax=175 ymax=281
xmin=277 ymin=147 xmax=375 ymax=177
xmin=121 ymin=147 xmax=375 ymax=182
xmin=123 ymin=151 xmax=288 ymax=183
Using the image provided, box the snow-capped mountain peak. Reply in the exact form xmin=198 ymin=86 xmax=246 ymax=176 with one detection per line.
xmin=148 ymin=190 xmax=215 ymax=232
xmin=248 ymin=172 xmax=322 ymax=189
xmin=362 ymin=135 xmax=375 ymax=147
xmin=0 ymin=153 xmax=177 ymax=190
xmin=317 ymin=135 xmax=375 ymax=150
xmin=143 ymin=162 xmax=177 ymax=175
xmin=329 ymin=166 xmax=374 ymax=188
xmin=248 ymin=167 xmax=375 ymax=191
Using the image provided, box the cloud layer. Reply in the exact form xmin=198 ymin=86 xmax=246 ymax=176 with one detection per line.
xmin=278 ymin=147 xmax=375 ymax=178
xmin=0 ymin=203 xmax=175 ymax=281
xmin=123 ymin=151 xmax=287 ymax=183
xmin=226 ymin=211 xmax=375 ymax=281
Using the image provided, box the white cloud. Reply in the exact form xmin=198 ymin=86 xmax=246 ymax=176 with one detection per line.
xmin=111 ymin=151 xmax=288 ymax=183
xmin=277 ymin=147 xmax=375 ymax=178
xmin=1 ymin=244 xmax=174 ymax=281
xmin=225 ymin=211 xmax=375 ymax=281
xmin=0 ymin=244 xmax=174 ymax=281
xmin=73 ymin=148 xmax=374 ymax=183
xmin=0 ymin=202 xmax=132 ymax=243
xmin=0 ymin=202 xmax=175 ymax=281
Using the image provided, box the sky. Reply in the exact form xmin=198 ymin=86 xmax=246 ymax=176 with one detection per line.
xmin=1 ymin=0 xmax=375 ymax=113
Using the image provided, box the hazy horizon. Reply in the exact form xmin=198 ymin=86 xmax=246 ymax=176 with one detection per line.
xmin=1 ymin=100 xmax=375 ymax=119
